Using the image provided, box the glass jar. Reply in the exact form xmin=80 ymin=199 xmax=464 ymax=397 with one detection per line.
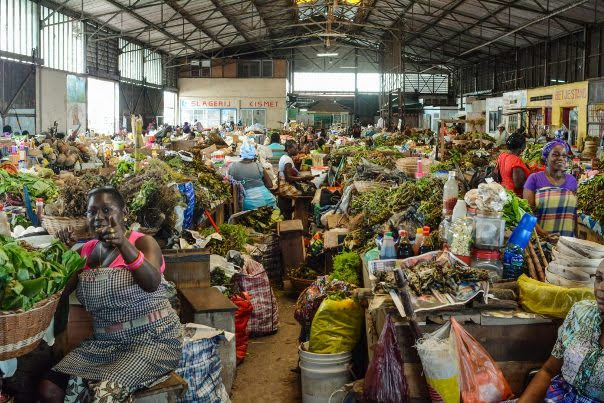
xmin=471 ymin=249 xmax=503 ymax=282
xmin=450 ymin=217 xmax=474 ymax=258
xmin=474 ymin=210 xmax=505 ymax=250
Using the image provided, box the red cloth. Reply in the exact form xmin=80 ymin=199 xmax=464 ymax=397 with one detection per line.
xmin=497 ymin=152 xmax=530 ymax=197
xmin=231 ymin=292 xmax=253 ymax=364
xmin=80 ymin=231 xmax=166 ymax=272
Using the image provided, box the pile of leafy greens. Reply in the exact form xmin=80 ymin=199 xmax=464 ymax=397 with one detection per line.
xmin=502 ymin=190 xmax=532 ymax=229
xmin=202 ymin=224 xmax=249 ymax=256
xmin=235 ymin=207 xmax=283 ymax=234
xmin=0 ymin=238 xmax=86 ymax=311
xmin=330 ymin=251 xmax=362 ymax=286
xmin=0 ymin=170 xmax=59 ymax=203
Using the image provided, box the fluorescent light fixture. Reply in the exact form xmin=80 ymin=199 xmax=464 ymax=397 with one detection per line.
xmin=317 ymin=52 xmax=338 ymax=57
xmin=317 ymin=32 xmax=347 ymax=37
xmin=339 ymin=66 xmax=357 ymax=69
xmin=300 ymin=108 xmax=308 ymax=112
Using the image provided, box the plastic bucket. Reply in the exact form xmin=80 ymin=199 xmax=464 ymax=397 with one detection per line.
xmin=299 ymin=342 xmax=352 ymax=403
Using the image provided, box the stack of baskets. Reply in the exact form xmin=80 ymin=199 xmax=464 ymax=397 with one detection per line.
xmin=0 ymin=292 xmax=62 ymax=360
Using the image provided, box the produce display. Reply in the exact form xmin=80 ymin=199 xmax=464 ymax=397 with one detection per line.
xmin=406 ymin=260 xmax=490 ymax=295
xmin=521 ymin=143 xmax=545 ymax=171
xmin=577 ymin=173 xmax=604 ymax=223
xmin=330 ymin=251 xmax=362 ymax=286
xmin=233 ymin=207 xmax=283 ymax=234
xmin=0 ymin=170 xmax=59 ymax=204
xmin=502 ymin=190 xmax=532 ymax=228
xmin=47 ymin=173 xmax=109 ymax=217
xmin=0 ymin=238 xmax=86 ymax=311
xmin=29 ymin=139 xmax=97 ymax=169
xmin=202 ymin=224 xmax=249 ymax=256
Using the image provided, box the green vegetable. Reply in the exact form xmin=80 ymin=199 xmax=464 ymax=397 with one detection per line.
xmin=0 ymin=170 xmax=59 ymax=202
xmin=578 ymin=174 xmax=604 ymax=224
xmin=502 ymin=190 xmax=532 ymax=228
xmin=0 ymin=239 xmax=86 ymax=311
xmin=235 ymin=207 xmax=283 ymax=234
xmin=330 ymin=251 xmax=362 ymax=286
xmin=202 ymin=224 xmax=249 ymax=256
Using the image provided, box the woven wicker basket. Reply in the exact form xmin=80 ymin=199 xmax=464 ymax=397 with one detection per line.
xmin=42 ymin=216 xmax=90 ymax=240
xmin=0 ymin=292 xmax=62 ymax=360
xmin=288 ymin=275 xmax=315 ymax=295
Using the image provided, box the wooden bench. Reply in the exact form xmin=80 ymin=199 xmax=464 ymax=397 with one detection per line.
xmin=132 ymin=372 xmax=188 ymax=403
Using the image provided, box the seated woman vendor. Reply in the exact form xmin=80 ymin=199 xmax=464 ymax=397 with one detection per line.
xmin=228 ymin=140 xmax=276 ymax=210
xmin=519 ymin=261 xmax=604 ymax=402
xmin=278 ymin=140 xmax=314 ymax=197
xmin=39 ymin=187 xmax=182 ymax=403
xmin=523 ymin=139 xmax=577 ymax=238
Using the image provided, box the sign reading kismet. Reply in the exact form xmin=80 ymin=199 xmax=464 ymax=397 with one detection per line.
xmin=247 ymin=100 xmax=279 ymax=108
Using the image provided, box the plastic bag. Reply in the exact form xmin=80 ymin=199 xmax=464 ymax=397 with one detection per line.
xmin=363 ymin=315 xmax=409 ymax=403
xmin=308 ymin=297 xmax=363 ymax=354
xmin=177 ymin=182 xmax=195 ymax=230
xmin=416 ymin=323 xmax=460 ymax=403
xmin=451 ymin=317 xmax=512 ymax=403
xmin=476 ymin=180 xmax=507 ymax=213
xmin=518 ymin=274 xmax=595 ymax=319
xmin=230 ymin=292 xmax=253 ymax=364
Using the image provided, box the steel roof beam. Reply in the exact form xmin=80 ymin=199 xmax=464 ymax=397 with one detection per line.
xmin=207 ymin=0 xmax=253 ymax=42
xmin=162 ymin=0 xmax=226 ymax=47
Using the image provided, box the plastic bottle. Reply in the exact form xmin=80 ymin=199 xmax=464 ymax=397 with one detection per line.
xmin=502 ymin=242 xmax=525 ymax=280
xmin=397 ymin=230 xmax=414 ymax=259
xmin=415 ymin=158 xmax=425 ymax=179
xmin=380 ymin=232 xmax=397 ymax=260
xmin=36 ymin=198 xmax=44 ymax=223
xmin=0 ymin=205 xmax=11 ymax=236
xmin=419 ymin=226 xmax=434 ymax=255
xmin=413 ymin=228 xmax=424 ymax=256
xmin=452 ymin=199 xmax=467 ymax=221
xmin=443 ymin=171 xmax=458 ymax=216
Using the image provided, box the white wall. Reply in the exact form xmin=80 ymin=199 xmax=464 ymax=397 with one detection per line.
xmin=178 ymin=78 xmax=287 ymax=129
xmin=37 ymin=68 xmax=67 ymax=133
xmin=36 ymin=68 xmax=87 ymax=135
xmin=422 ymin=107 xmax=459 ymax=132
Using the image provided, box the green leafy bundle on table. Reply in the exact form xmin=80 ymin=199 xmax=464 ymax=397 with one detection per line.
xmin=202 ymin=224 xmax=249 ymax=256
xmin=521 ymin=144 xmax=544 ymax=169
xmin=578 ymin=174 xmax=604 ymax=224
xmin=0 ymin=238 xmax=86 ymax=311
xmin=330 ymin=251 xmax=361 ymax=286
xmin=503 ymin=190 xmax=532 ymax=229
xmin=0 ymin=170 xmax=59 ymax=203
xmin=235 ymin=207 xmax=283 ymax=234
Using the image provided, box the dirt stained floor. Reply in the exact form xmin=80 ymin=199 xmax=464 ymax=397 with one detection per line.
xmin=231 ymin=288 xmax=303 ymax=403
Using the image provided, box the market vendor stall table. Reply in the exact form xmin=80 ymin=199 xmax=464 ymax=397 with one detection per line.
xmin=362 ymin=259 xmax=560 ymax=401
xmin=279 ymin=194 xmax=313 ymax=233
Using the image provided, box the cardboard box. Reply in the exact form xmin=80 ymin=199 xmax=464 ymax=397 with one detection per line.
xmin=327 ymin=213 xmax=349 ymax=229
xmin=324 ymin=228 xmax=349 ymax=248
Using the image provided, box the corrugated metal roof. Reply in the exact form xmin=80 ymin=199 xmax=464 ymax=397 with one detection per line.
xmin=48 ymin=0 xmax=604 ymax=59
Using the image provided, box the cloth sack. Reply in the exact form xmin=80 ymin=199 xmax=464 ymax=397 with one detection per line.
xmin=234 ymin=255 xmax=279 ymax=336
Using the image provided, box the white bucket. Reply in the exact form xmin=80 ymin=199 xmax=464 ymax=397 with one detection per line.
xmin=299 ymin=342 xmax=352 ymax=403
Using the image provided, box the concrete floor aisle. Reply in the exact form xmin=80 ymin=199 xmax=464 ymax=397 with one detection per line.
xmin=230 ymin=289 xmax=303 ymax=403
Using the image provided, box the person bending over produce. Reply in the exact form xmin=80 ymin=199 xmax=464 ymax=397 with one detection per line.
xmin=519 ymin=260 xmax=604 ymax=402
xmin=228 ymin=140 xmax=276 ymax=210
xmin=497 ymin=133 xmax=530 ymax=197
xmin=523 ymin=139 xmax=577 ymax=238
xmin=278 ymin=140 xmax=314 ymax=197
xmin=39 ymin=187 xmax=182 ymax=403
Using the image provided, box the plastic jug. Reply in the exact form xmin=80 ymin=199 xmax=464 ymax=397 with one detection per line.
xmin=508 ymin=213 xmax=538 ymax=249
xmin=380 ymin=232 xmax=397 ymax=260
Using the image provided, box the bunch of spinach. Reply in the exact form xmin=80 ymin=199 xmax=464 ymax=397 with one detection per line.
xmin=0 ymin=238 xmax=86 ymax=311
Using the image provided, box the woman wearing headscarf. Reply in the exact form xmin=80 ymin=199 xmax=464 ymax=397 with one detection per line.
xmin=496 ymin=133 xmax=530 ymax=197
xmin=228 ymin=140 xmax=276 ymax=210
xmin=523 ymin=139 xmax=577 ymax=237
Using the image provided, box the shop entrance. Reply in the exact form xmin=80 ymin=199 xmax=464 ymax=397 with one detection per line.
xmin=562 ymin=107 xmax=579 ymax=145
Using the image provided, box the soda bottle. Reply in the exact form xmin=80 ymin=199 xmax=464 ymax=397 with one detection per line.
xmin=398 ymin=230 xmax=414 ymax=259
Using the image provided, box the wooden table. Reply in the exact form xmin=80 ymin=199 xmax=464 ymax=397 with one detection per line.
xmin=362 ymin=259 xmax=560 ymax=401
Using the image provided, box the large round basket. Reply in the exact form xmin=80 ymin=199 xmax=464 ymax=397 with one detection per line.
xmin=0 ymin=292 xmax=62 ymax=360
xmin=353 ymin=181 xmax=387 ymax=194
xmin=582 ymin=141 xmax=598 ymax=158
xmin=288 ymin=275 xmax=315 ymax=295
xmin=42 ymin=216 xmax=90 ymax=240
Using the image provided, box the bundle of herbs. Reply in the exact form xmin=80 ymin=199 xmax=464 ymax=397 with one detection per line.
xmin=330 ymin=251 xmax=362 ymax=286
xmin=234 ymin=207 xmax=283 ymax=234
xmin=202 ymin=224 xmax=249 ymax=256
xmin=0 ymin=238 xmax=86 ymax=311
xmin=0 ymin=170 xmax=59 ymax=204
xmin=118 ymin=159 xmax=183 ymax=231
xmin=49 ymin=173 xmax=109 ymax=217
xmin=578 ymin=173 xmax=604 ymax=223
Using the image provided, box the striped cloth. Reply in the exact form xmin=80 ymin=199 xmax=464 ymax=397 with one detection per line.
xmin=535 ymin=186 xmax=577 ymax=237
xmin=53 ymin=268 xmax=182 ymax=389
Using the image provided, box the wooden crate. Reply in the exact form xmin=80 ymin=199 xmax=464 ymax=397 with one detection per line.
xmin=576 ymin=222 xmax=604 ymax=244
xmin=277 ymin=220 xmax=306 ymax=271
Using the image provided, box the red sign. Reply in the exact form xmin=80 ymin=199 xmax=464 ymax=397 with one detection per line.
xmin=554 ymin=88 xmax=587 ymax=101
xmin=247 ymin=100 xmax=279 ymax=108
xmin=186 ymin=100 xmax=232 ymax=108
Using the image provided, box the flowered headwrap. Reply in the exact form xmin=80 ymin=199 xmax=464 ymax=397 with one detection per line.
xmin=239 ymin=140 xmax=256 ymax=160
xmin=542 ymin=139 xmax=571 ymax=161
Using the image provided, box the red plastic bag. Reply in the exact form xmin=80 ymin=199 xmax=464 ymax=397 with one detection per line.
xmin=363 ymin=315 xmax=409 ymax=403
xmin=450 ymin=318 xmax=513 ymax=403
xmin=230 ymin=292 xmax=253 ymax=364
